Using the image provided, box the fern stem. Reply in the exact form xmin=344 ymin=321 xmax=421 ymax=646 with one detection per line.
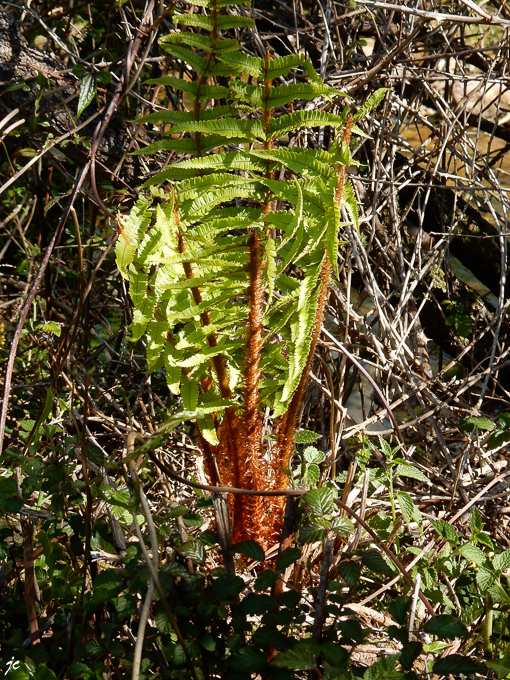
xmin=243 ymin=229 xmax=265 ymax=480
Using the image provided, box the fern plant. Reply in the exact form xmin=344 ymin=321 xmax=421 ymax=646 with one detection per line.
xmin=115 ymin=0 xmax=386 ymax=546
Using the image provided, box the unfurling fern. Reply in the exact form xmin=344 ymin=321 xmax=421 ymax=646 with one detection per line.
xmin=116 ymin=0 xmax=386 ymax=545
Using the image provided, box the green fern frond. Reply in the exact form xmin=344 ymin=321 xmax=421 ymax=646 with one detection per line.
xmin=261 ymin=178 xmax=326 ymax=217
xmin=172 ymin=12 xmax=254 ymax=31
xmin=199 ymin=206 xmax=262 ymax=223
xmin=353 ymin=87 xmax=389 ymax=122
xmin=159 ymin=272 xmax=247 ymax=294
xmin=342 ymin=179 xmax=359 ymax=232
xmin=146 ymin=316 xmax=169 ymax=367
xmin=301 ymin=59 xmax=323 ymax=85
xmin=180 ymin=185 xmax=266 ymax=220
xmin=264 ymin=236 xmax=277 ymax=305
xmin=134 ymin=110 xmax=196 ymax=125
xmin=171 ymin=13 xmax=215 ymax=30
xmin=115 ymin=197 xmax=152 ymax=279
xmin=148 ymin=168 xmax=217 ymax=182
xmin=180 ymin=0 xmax=251 ymax=8
xmin=166 ymin=288 xmax=248 ymax=323
xmin=130 ymin=298 xmax=155 ymax=342
xmin=176 ymin=311 xmax=248 ymax=349
xmin=250 ymin=148 xmax=334 ymax=180
xmin=116 ymin=0 xmax=386 ymax=538
xmin=265 ymin=53 xmax=306 ymax=80
xmin=158 ymin=44 xmax=239 ymax=77
xmin=230 ymin=81 xmax=343 ymax=111
xmin=178 ymin=340 xmax=246 ymax=368
xmin=269 ymin=110 xmax=347 ymax=137
xmin=169 ymin=118 xmax=266 ymax=141
xmin=181 ymin=372 xmax=199 ymax=410
xmin=217 ymin=51 xmax=264 ymax=77
xmin=144 ymin=76 xmax=230 ymax=102
xmin=216 ymin=15 xmax=255 ymax=29
xmin=159 ymin=32 xmax=239 ymax=54
xmin=135 ymin=135 xmax=228 ymax=159
xmin=188 ymin=222 xmax=260 ymax=242
xmin=276 ymin=180 xmax=305 ymax=263
xmin=128 ymin=266 xmax=148 ymax=307
xmin=147 ymin=239 xmax=249 ymax=267
xmin=351 ymin=124 xmax=372 ymax=139
xmin=175 ymin=173 xmax=261 ymax=202
xmin=167 ymin=150 xmax=268 ymax=173
xmin=323 ymin=182 xmax=342 ymax=278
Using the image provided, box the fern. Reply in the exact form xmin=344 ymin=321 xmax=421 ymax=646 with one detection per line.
xmin=117 ymin=0 xmax=384 ymax=546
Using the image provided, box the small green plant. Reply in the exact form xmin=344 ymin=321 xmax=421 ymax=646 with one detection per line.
xmin=442 ymin=299 xmax=473 ymax=338
xmin=461 ymin=412 xmax=510 ymax=448
xmin=367 ymin=436 xmax=426 ymax=539
xmin=116 ymin=0 xmax=386 ymax=545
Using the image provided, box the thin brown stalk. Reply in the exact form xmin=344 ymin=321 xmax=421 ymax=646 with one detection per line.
xmin=23 ymin=517 xmax=39 ymax=645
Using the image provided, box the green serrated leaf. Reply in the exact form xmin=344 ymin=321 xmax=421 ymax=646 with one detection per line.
xmin=303 ymin=446 xmax=325 ymax=464
xmin=486 ymin=656 xmax=510 ymax=680
xmin=295 ymin=430 xmax=322 ymax=444
xmin=272 ymin=647 xmax=317 ymax=670
xmin=493 ymin=550 xmax=510 ymax=572
xmin=432 ymin=655 xmax=480 ymax=675
xmin=476 ymin=568 xmax=496 ymax=592
xmin=423 ymin=615 xmax=469 ymax=639
xmin=229 ymin=646 xmax=267 ymax=672
xmin=430 ymin=518 xmax=459 ymax=544
xmin=299 ymin=524 xmax=326 ymax=544
xmin=239 ymin=592 xmax=277 ymax=615
xmin=254 ymin=569 xmax=277 ymax=590
xmin=470 ymin=506 xmax=483 ymax=534
xmin=460 ymin=416 xmax=495 ymax=432
xmin=394 ymin=463 xmax=429 ymax=484
xmin=276 ymin=546 xmax=301 ymax=571
xmin=397 ymin=491 xmax=422 ymax=533
xmin=388 ymin=596 xmax=411 ymax=626
xmin=362 ymin=549 xmax=393 ymax=577
xmin=337 ymin=560 xmax=361 ymax=586
xmin=304 ymin=487 xmax=336 ymax=515
xmin=234 ymin=539 xmax=265 ymax=562
xmin=457 ymin=542 xmax=489 ymax=568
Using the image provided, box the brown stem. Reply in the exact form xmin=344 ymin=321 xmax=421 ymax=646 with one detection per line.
xmin=23 ymin=517 xmax=40 ymax=645
xmin=243 ymin=229 xmax=265 ymax=485
xmin=0 ymin=163 xmax=90 ymax=456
